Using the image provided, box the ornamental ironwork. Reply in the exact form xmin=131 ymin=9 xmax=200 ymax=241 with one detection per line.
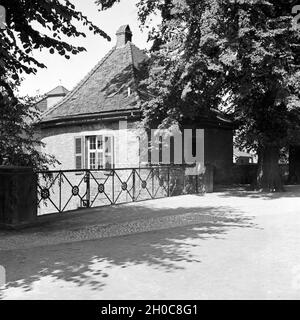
xmin=121 ymin=182 xmax=128 ymax=191
xmin=37 ymin=165 xmax=198 ymax=216
xmin=141 ymin=181 xmax=147 ymax=189
xmin=72 ymin=186 xmax=80 ymax=196
xmin=98 ymin=184 xmax=105 ymax=194
xmin=41 ymin=188 xmax=50 ymax=200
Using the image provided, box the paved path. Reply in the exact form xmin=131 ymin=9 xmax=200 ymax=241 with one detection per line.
xmin=1 ymin=187 xmax=300 ymax=299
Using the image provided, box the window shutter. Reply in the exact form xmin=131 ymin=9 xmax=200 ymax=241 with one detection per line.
xmin=74 ymin=137 xmax=83 ymax=170
xmin=102 ymin=135 xmax=114 ymax=169
xmin=85 ymin=137 xmax=89 ymax=169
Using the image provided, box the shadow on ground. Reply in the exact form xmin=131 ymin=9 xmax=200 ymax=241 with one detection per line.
xmin=214 ymin=185 xmax=300 ymax=200
xmin=0 ymin=204 xmax=256 ymax=297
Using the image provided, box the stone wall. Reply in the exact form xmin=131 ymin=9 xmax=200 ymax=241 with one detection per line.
xmin=0 ymin=167 xmax=37 ymax=229
xmin=231 ymin=164 xmax=289 ymax=185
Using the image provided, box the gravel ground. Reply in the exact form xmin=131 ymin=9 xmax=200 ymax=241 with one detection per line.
xmin=0 ymin=195 xmax=236 ymax=251
xmin=0 ymin=187 xmax=300 ymax=299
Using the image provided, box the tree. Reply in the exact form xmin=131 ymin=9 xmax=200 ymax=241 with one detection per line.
xmin=98 ymin=0 xmax=300 ymax=192
xmin=221 ymin=0 xmax=300 ymax=191
xmin=0 ymin=0 xmax=110 ymax=168
xmin=0 ymin=91 xmax=58 ymax=169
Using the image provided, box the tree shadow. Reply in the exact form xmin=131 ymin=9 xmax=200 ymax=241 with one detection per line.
xmin=215 ymin=185 xmax=300 ymax=200
xmin=0 ymin=204 xmax=256 ymax=298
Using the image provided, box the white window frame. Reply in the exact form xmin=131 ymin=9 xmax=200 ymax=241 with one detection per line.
xmin=87 ymin=135 xmax=114 ymax=170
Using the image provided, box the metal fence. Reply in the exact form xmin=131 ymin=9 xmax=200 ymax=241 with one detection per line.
xmin=36 ymin=165 xmax=202 ymax=216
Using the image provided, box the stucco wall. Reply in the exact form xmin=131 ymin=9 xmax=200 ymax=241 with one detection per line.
xmin=41 ymin=120 xmax=140 ymax=170
xmin=41 ymin=122 xmax=207 ymax=171
xmin=40 ymin=122 xmax=232 ymax=188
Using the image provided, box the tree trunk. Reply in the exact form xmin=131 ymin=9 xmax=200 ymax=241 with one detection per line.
xmin=289 ymin=145 xmax=300 ymax=184
xmin=256 ymin=145 xmax=284 ymax=192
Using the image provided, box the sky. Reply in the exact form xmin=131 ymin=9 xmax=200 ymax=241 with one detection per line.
xmin=18 ymin=0 xmax=158 ymax=97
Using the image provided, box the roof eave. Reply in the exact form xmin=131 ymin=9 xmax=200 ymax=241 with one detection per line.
xmin=39 ymin=109 xmax=142 ymax=129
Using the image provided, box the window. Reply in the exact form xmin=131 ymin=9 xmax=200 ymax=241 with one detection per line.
xmin=87 ymin=135 xmax=114 ymax=169
xmin=90 ymin=136 xmax=96 ymax=150
xmin=89 ymin=136 xmax=97 ymax=169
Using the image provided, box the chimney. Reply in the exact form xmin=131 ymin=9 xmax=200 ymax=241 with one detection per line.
xmin=116 ymin=25 xmax=132 ymax=48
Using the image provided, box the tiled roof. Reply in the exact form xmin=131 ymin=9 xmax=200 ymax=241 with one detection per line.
xmin=41 ymin=40 xmax=148 ymax=123
xmin=35 ymin=98 xmax=48 ymax=113
xmin=47 ymin=85 xmax=69 ymax=97
xmin=234 ymin=149 xmax=253 ymax=158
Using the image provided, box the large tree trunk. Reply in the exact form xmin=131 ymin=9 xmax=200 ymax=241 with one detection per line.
xmin=289 ymin=145 xmax=300 ymax=184
xmin=256 ymin=145 xmax=284 ymax=192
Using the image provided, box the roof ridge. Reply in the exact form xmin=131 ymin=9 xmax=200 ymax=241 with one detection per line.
xmin=47 ymin=85 xmax=69 ymax=97
xmin=41 ymin=46 xmax=116 ymax=119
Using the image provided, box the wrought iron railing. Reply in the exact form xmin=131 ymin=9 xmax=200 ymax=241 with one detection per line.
xmin=36 ymin=165 xmax=202 ymax=216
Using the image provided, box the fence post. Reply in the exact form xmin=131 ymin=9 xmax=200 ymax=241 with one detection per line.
xmin=167 ymin=167 xmax=170 ymax=197
xmin=183 ymin=166 xmax=186 ymax=194
xmin=132 ymin=169 xmax=136 ymax=202
xmin=152 ymin=168 xmax=154 ymax=198
xmin=112 ymin=170 xmax=115 ymax=204
xmin=85 ymin=171 xmax=90 ymax=207
xmin=195 ymin=173 xmax=199 ymax=194
xmin=59 ymin=171 xmax=62 ymax=212
xmin=204 ymin=164 xmax=214 ymax=193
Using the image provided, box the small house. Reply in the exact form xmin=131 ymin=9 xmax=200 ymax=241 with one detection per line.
xmin=38 ymin=25 xmax=234 ymax=184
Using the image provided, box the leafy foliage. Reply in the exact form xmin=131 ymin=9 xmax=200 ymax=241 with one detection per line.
xmin=0 ymin=91 xmax=58 ymax=169
xmin=0 ymin=0 xmax=110 ymax=168
xmin=98 ymin=0 xmax=300 ymax=190
xmin=222 ymin=0 xmax=300 ymax=151
xmin=0 ymin=0 xmax=110 ymax=92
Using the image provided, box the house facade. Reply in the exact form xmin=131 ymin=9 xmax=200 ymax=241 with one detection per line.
xmin=39 ymin=25 xmax=234 ymax=184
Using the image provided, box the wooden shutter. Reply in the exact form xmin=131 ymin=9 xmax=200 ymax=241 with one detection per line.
xmin=74 ymin=137 xmax=83 ymax=170
xmin=85 ymin=137 xmax=89 ymax=169
xmin=103 ymin=135 xmax=114 ymax=169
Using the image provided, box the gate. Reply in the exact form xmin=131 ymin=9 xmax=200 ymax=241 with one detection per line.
xmin=37 ymin=165 xmax=202 ymax=216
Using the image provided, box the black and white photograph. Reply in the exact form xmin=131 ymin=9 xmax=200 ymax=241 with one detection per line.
xmin=1 ymin=0 xmax=300 ymax=306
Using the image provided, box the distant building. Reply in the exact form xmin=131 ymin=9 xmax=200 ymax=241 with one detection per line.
xmin=234 ymin=148 xmax=256 ymax=165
